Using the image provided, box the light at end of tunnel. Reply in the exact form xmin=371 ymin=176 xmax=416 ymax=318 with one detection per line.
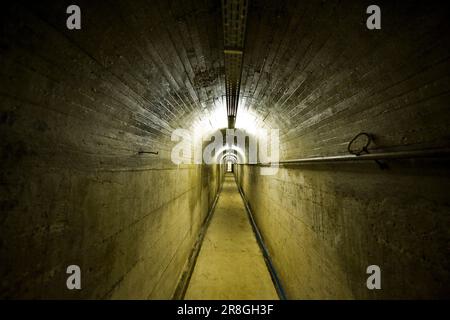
xmin=216 ymin=145 xmax=246 ymax=163
xmin=192 ymin=104 xmax=228 ymax=137
xmin=235 ymin=108 xmax=263 ymax=135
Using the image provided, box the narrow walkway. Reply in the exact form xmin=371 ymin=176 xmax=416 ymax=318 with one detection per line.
xmin=184 ymin=173 xmax=278 ymax=300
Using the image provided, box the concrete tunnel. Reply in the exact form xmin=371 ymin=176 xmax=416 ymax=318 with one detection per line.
xmin=1 ymin=0 xmax=450 ymax=300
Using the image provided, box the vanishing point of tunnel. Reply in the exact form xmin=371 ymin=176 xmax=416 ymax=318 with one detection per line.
xmin=1 ymin=0 xmax=450 ymax=300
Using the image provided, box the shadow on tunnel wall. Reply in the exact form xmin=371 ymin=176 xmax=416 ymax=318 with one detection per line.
xmin=0 ymin=0 xmax=226 ymax=299
xmin=235 ymin=159 xmax=450 ymax=299
xmin=232 ymin=0 xmax=450 ymax=299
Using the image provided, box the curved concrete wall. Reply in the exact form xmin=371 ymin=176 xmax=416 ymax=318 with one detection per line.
xmin=1 ymin=157 xmax=222 ymax=299
xmin=0 ymin=0 xmax=224 ymax=299
xmin=236 ymin=162 xmax=450 ymax=299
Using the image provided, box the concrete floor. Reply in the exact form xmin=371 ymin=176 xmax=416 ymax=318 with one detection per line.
xmin=184 ymin=173 xmax=279 ymax=300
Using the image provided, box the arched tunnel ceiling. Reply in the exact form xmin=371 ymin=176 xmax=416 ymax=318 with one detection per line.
xmin=2 ymin=0 xmax=449 ymax=168
xmin=2 ymin=0 xmax=226 ymax=168
xmin=241 ymin=0 xmax=450 ymax=159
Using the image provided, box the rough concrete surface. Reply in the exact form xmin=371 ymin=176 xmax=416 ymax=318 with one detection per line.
xmin=0 ymin=163 xmax=222 ymax=299
xmin=235 ymin=161 xmax=450 ymax=299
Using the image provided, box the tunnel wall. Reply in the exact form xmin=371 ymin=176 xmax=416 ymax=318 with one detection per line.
xmin=234 ymin=0 xmax=450 ymax=299
xmin=0 ymin=1 xmax=224 ymax=299
xmin=1 ymin=160 xmax=222 ymax=299
xmin=235 ymin=161 xmax=450 ymax=299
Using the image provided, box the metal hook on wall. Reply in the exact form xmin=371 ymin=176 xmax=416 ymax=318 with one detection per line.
xmin=347 ymin=132 xmax=388 ymax=169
